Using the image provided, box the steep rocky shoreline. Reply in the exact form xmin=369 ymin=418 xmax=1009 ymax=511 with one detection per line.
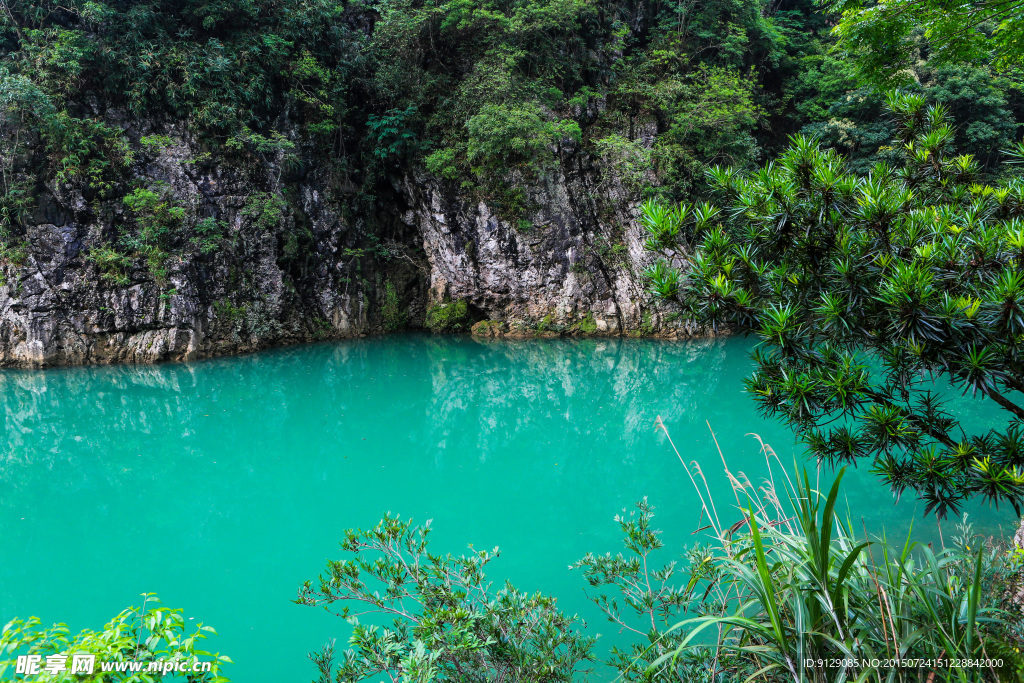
xmin=0 ymin=122 xmax=699 ymax=368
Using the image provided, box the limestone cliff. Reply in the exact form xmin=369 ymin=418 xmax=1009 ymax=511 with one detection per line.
xmin=0 ymin=121 xmax=696 ymax=367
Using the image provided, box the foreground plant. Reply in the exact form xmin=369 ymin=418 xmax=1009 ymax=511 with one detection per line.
xmin=649 ymin=434 xmax=1024 ymax=683
xmin=644 ymin=92 xmax=1024 ymax=517
xmin=301 ymin=430 xmax=1024 ymax=683
xmin=572 ymin=499 xmax=754 ymax=682
xmin=295 ymin=514 xmax=594 ymax=683
xmin=0 ymin=594 xmax=230 ymax=682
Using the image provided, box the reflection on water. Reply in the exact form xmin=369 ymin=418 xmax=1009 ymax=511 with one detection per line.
xmin=0 ymin=334 xmax=1014 ymax=682
xmin=0 ymin=336 xmax=729 ymax=495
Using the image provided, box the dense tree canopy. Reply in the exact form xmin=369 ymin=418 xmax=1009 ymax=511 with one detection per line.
xmin=0 ymin=0 xmax=801 ymax=191
xmin=829 ymin=0 xmax=1024 ymax=84
xmin=0 ymin=0 xmax=1023 ymax=233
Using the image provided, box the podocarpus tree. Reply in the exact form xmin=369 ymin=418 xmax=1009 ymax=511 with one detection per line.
xmin=643 ymin=92 xmax=1024 ymax=518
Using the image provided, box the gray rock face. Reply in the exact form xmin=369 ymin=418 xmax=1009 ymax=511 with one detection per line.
xmin=0 ymin=127 xmax=697 ymax=367
xmin=405 ymin=168 xmax=648 ymax=335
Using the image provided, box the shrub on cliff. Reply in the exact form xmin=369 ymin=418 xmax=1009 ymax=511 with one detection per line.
xmin=466 ymin=103 xmax=581 ymax=176
xmin=643 ymin=92 xmax=1024 ymax=518
xmin=425 ymin=299 xmax=470 ymax=334
xmin=0 ymin=0 xmax=830 ymax=233
xmin=380 ymin=281 xmax=407 ymax=332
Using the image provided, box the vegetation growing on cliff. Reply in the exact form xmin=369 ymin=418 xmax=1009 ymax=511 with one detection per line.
xmin=425 ymin=298 xmax=470 ymax=333
xmin=380 ymin=280 xmax=408 ymax=331
xmin=0 ymin=0 xmax=1021 ymax=343
xmin=5 ymin=0 xmax=1013 ymax=234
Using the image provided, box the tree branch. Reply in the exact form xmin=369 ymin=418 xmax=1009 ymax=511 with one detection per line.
xmin=863 ymin=388 xmax=957 ymax=448
xmin=986 ymin=387 xmax=1024 ymax=422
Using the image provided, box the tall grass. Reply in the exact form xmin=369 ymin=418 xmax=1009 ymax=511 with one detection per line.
xmin=652 ymin=420 xmax=1024 ymax=683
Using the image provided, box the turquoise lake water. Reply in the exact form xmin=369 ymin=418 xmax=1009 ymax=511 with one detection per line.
xmin=0 ymin=335 xmax=1015 ymax=681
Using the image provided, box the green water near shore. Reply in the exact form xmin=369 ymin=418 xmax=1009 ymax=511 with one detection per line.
xmin=0 ymin=335 xmax=1014 ymax=681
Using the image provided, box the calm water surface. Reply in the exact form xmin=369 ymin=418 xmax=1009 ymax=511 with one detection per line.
xmin=0 ymin=335 xmax=1014 ymax=681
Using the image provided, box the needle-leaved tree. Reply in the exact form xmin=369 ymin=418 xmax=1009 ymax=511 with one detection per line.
xmin=644 ymin=92 xmax=1024 ymax=518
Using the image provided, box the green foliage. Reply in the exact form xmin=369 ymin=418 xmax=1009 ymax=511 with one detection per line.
xmin=466 ymin=103 xmax=579 ymax=175
xmin=87 ymin=245 xmax=132 ymax=286
xmin=295 ymin=515 xmax=595 ymax=683
xmin=367 ymin=106 xmax=420 ymax=161
xmin=0 ymin=594 xmax=231 ymax=682
xmin=213 ymin=300 xmax=245 ymax=324
xmin=423 ymin=147 xmax=460 ymax=181
xmin=572 ymin=313 xmax=597 ymax=334
xmin=535 ymin=313 xmax=558 ymax=334
xmin=0 ymin=63 xmax=132 ymax=201
xmin=632 ymin=311 xmax=655 ymax=337
xmin=0 ymin=0 xmax=882 ymax=222
xmin=139 ymin=135 xmax=175 ymax=154
xmin=594 ymin=237 xmax=629 ymax=268
xmin=14 ymin=75 xmax=131 ymax=192
xmin=241 ymin=192 xmax=286 ymax=232
xmin=595 ymin=134 xmax=653 ymax=195
xmin=572 ymin=443 xmax=1024 ymax=683
xmin=643 ymin=94 xmax=1024 ymax=517
xmin=828 ymin=0 xmax=1024 ymax=81
xmin=123 ymin=186 xmax=186 ymax=247
xmin=654 ymin=65 xmax=762 ymax=169
xmin=792 ymin=62 xmax=1024 ymax=176
xmin=304 ymin=316 xmax=334 ymax=339
xmin=0 ymin=179 xmax=34 ymax=235
xmin=225 ymin=128 xmax=298 ymax=177
xmin=660 ymin=464 xmax=1017 ymax=682
xmin=571 ymin=500 xmax=725 ymax=682
xmin=380 ymin=280 xmax=407 ymax=332
xmin=46 ymin=115 xmax=133 ymax=189
xmin=425 ymin=299 xmax=471 ymax=333
xmin=226 ymin=129 xmax=295 ymax=157
xmin=191 ymin=217 xmax=227 ymax=256
xmin=121 ymin=185 xmax=188 ymax=285
xmin=0 ymin=237 xmax=28 ymax=267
